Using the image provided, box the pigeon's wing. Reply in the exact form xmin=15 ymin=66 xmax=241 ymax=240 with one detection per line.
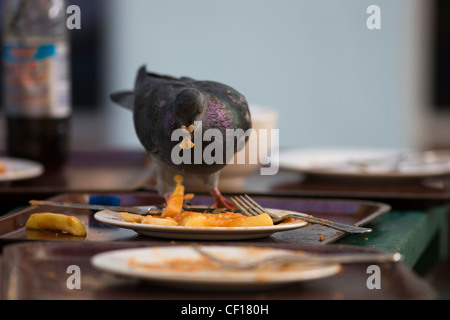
xmin=196 ymin=81 xmax=251 ymax=125
xmin=111 ymin=66 xmax=182 ymax=106
xmin=195 ymin=81 xmax=248 ymax=107
xmin=132 ymin=87 xmax=162 ymax=154
xmin=194 ymin=80 xmax=252 ymax=154
xmin=133 ymin=78 xmax=188 ymax=156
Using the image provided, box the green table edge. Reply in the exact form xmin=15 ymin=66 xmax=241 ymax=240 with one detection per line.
xmin=336 ymin=204 xmax=449 ymax=273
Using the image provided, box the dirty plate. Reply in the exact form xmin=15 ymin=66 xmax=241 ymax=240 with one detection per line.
xmin=0 ymin=157 xmax=44 ymax=181
xmin=94 ymin=208 xmax=308 ymax=240
xmin=279 ymin=147 xmax=450 ymax=179
xmin=91 ymin=245 xmax=341 ymax=290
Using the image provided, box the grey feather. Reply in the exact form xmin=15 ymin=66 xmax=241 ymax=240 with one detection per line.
xmin=110 ymin=65 xmax=252 ymax=200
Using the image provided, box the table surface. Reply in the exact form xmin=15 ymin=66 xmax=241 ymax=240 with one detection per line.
xmin=2 ymin=150 xmax=450 ymax=208
xmin=0 ymin=149 xmax=448 ymax=300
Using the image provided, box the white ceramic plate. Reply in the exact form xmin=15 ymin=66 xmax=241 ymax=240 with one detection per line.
xmin=278 ymin=147 xmax=450 ymax=179
xmin=0 ymin=157 xmax=44 ymax=181
xmin=91 ymin=245 xmax=341 ymax=290
xmin=94 ymin=208 xmax=308 ymax=240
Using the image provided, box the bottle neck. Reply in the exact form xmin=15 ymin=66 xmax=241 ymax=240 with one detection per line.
xmin=2 ymin=0 xmax=68 ymax=40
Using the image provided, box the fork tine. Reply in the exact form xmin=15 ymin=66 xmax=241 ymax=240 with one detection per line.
xmin=238 ymin=196 xmax=263 ymax=216
xmin=239 ymin=195 xmax=265 ymax=215
xmin=243 ymin=195 xmax=279 ymax=219
xmin=243 ymin=195 xmax=267 ymax=214
xmin=231 ymin=197 xmax=252 ymax=216
xmin=234 ymin=196 xmax=252 ymax=212
xmin=233 ymin=196 xmax=259 ymax=216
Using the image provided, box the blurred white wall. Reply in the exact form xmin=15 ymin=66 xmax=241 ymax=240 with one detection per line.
xmin=98 ymin=0 xmax=433 ymax=151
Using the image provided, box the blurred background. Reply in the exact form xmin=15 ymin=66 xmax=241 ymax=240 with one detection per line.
xmin=0 ymin=0 xmax=449 ymax=153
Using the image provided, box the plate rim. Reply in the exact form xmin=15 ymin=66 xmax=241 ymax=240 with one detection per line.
xmin=278 ymin=147 xmax=450 ymax=178
xmin=90 ymin=245 xmax=342 ymax=288
xmin=0 ymin=156 xmax=44 ymax=181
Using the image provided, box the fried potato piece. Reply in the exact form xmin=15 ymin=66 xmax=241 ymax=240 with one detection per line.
xmin=176 ymin=211 xmax=203 ymax=225
xmin=26 ymin=213 xmax=87 ymax=236
xmin=120 ymin=212 xmax=145 ymax=223
xmin=184 ymin=193 xmax=195 ymax=200
xmin=118 ymin=175 xmax=274 ymax=229
xmin=178 ymin=212 xmax=208 ymax=227
xmin=180 ymin=212 xmax=273 ymax=227
xmin=142 ymin=215 xmax=178 ymax=226
xmin=228 ymin=213 xmax=273 ymax=227
xmin=120 ymin=212 xmax=177 ymax=226
xmin=162 ymin=175 xmax=185 ymax=219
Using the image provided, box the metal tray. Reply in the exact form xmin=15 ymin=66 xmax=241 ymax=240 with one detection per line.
xmin=0 ymin=241 xmax=435 ymax=300
xmin=0 ymin=192 xmax=390 ymax=247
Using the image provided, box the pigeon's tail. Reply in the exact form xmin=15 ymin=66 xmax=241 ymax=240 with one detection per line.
xmin=110 ymin=91 xmax=135 ymax=111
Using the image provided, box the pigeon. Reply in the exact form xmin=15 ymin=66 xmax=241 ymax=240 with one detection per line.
xmin=111 ymin=66 xmax=252 ymax=208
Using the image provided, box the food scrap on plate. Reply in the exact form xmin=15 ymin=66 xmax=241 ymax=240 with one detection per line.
xmin=120 ymin=175 xmax=274 ymax=228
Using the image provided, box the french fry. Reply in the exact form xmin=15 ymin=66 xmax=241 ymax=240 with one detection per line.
xmin=120 ymin=212 xmax=145 ymax=223
xmin=120 ymin=212 xmax=178 ymax=226
xmin=180 ymin=212 xmax=273 ymax=227
xmin=184 ymin=193 xmax=195 ymax=200
xmin=161 ymin=175 xmax=185 ymax=219
xmin=180 ymin=213 xmax=210 ymax=227
xmin=26 ymin=213 xmax=87 ymax=236
xmin=228 ymin=213 xmax=273 ymax=227
xmin=142 ymin=215 xmax=178 ymax=226
xmin=118 ymin=175 xmax=275 ymax=229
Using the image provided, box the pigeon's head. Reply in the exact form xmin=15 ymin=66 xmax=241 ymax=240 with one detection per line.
xmin=173 ymin=88 xmax=207 ymax=134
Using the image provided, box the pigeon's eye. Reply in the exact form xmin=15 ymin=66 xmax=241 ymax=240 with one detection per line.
xmin=197 ymin=109 xmax=203 ymax=116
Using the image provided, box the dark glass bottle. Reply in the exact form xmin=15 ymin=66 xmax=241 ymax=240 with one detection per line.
xmin=2 ymin=0 xmax=71 ymax=171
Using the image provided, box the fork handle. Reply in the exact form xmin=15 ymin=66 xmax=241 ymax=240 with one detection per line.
xmin=29 ymin=200 xmax=152 ymax=215
xmin=282 ymin=214 xmax=372 ymax=234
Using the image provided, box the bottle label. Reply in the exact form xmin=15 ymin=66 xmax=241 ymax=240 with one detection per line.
xmin=3 ymin=42 xmax=71 ymax=118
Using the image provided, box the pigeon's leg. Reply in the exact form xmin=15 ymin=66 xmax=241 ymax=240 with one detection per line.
xmin=211 ymin=188 xmax=236 ymax=209
xmin=201 ymin=171 xmax=236 ymax=208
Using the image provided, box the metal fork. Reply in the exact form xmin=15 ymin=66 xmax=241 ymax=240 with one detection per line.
xmin=193 ymin=245 xmax=402 ymax=270
xmin=231 ymin=195 xmax=372 ymax=234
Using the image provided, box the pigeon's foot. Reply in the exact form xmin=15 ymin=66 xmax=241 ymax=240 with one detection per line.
xmin=211 ymin=188 xmax=236 ymax=209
